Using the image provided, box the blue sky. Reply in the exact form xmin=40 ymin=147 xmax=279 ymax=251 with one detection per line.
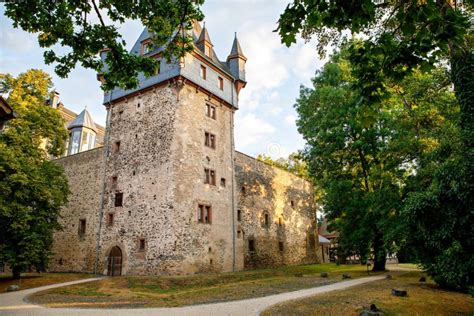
xmin=0 ymin=1 xmax=325 ymax=158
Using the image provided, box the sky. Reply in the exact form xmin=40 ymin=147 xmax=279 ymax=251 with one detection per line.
xmin=0 ymin=1 xmax=326 ymax=159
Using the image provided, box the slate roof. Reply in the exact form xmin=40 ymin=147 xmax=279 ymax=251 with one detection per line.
xmin=67 ymin=108 xmax=97 ymax=132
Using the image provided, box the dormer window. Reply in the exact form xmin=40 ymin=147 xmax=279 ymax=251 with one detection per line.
xmin=218 ymin=77 xmax=224 ymax=90
xmin=204 ymin=45 xmax=211 ymax=57
xmin=141 ymin=39 xmax=153 ymax=55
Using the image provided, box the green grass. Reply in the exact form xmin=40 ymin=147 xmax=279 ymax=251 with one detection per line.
xmin=29 ymin=263 xmax=386 ymax=308
xmin=262 ymin=271 xmax=474 ymax=316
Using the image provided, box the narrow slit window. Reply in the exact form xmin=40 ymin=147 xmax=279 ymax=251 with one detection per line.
xmin=220 ymin=178 xmax=226 ymax=187
xmin=237 ymin=209 xmax=242 ymax=222
xmin=79 ymin=219 xmax=86 ymax=236
xmin=200 ymin=65 xmax=207 ymax=79
xmin=114 ymin=192 xmax=123 ymax=207
xmin=114 ymin=141 xmax=121 ymax=153
xmin=264 ymin=213 xmax=269 ymax=226
xmin=139 ymin=239 xmax=146 ymax=251
xmin=279 ymin=241 xmax=284 ymax=252
xmin=107 ymin=213 xmax=114 ymax=226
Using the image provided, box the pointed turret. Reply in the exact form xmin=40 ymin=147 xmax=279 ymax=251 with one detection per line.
xmin=227 ymin=33 xmax=247 ymax=94
xmin=196 ymin=23 xmax=214 ymax=58
xmin=67 ymin=108 xmax=98 ymax=155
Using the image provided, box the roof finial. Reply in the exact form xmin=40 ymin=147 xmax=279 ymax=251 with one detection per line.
xmin=234 ymin=32 xmax=237 ymax=38
xmin=203 ymin=21 xmax=206 ymax=29
xmin=84 ymin=105 xmax=87 ymax=110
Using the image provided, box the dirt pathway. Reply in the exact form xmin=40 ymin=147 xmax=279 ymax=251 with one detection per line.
xmin=0 ymin=274 xmax=388 ymax=316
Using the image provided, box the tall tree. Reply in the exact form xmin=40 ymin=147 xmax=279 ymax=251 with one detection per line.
xmin=296 ymin=48 xmax=458 ymax=271
xmin=0 ymin=70 xmax=69 ymax=278
xmin=4 ymin=0 xmax=204 ymax=91
xmin=278 ymin=0 xmax=473 ymax=288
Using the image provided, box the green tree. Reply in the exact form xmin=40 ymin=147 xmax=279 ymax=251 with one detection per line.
xmin=278 ymin=0 xmax=473 ymax=289
xmin=296 ymin=48 xmax=458 ymax=271
xmin=4 ymin=0 xmax=204 ymax=91
xmin=0 ymin=70 xmax=70 ymax=279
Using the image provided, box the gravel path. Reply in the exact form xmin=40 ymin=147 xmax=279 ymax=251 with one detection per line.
xmin=0 ymin=274 xmax=387 ymax=316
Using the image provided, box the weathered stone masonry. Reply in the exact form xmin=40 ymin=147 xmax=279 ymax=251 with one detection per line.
xmin=48 ymin=21 xmax=319 ymax=275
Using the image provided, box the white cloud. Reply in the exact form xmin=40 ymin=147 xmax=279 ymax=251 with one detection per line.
xmin=235 ymin=113 xmax=276 ymax=147
xmin=284 ymin=114 xmax=296 ymax=126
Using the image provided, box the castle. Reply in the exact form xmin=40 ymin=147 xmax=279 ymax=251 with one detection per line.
xmin=49 ymin=22 xmax=320 ymax=276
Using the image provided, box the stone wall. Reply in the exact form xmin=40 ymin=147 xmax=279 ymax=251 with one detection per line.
xmin=50 ymin=147 xmax=104 ymax=272
xmin=96 ymin=82 xmax=238 ymax=276
xmin=234 ymin=152 xmax=319 ymax=269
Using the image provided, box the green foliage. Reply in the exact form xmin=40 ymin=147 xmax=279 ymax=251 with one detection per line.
xmin=256 ymin=152 xmax=310 ymax=180
xmin=0 ymin=70 xmax=70 ymax=278
xmin=278 ymin=0 xmax=473 ymax=289
xmin=296 ymin=47 xmax=458 ymax=272
xmin=4 ymin=0 xmax=204 ymax=91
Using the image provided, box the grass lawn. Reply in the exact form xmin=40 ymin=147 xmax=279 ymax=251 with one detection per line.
xmin=0 ymin=272 xmax=94 ymax=293
xmin=262 ymin=271 xmax=474 ymax=316
xmin=29 ymin=263 xmax=386 ymax=308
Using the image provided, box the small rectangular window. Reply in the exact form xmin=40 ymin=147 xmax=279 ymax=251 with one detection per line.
xmin=205 ymin=104 xmax=216 ymax=119
xmin=107 ymin=213 xmax=114 ymax=226
xmin=200 ymin=65 xmax=207 ymax=79
xmin=204 ymin=168 xmax=216 ymax=186
xmin=114 ymin=141 xmax=121 ymax=153
xmin=198 ymin=204 xmax=212 ymax=224
xmin=141 ymin=40 xmax=153 ymax=55
xmin=79 ymin=219 xmax=86 ymax=236
xmin=218 ymin=76 xmax=224 ymax=90
xmin=279 ymin=241 xmax=284 ymax=252
xmin=139 ymin=238 xmax=146 ymax=251
xmin=220 ymin=178 xmax=226 ymax=187
xmin=204 ymin=132 xmax=216 ymax=149
xmin=248 ymin=239 xmax=255 ymax=252
xmin=114 ymin=192 xmax=123 ymax=207
xmin=291 ymin=200 xmax=295 ymax=208
xmin=237 ymin=209 xmax=242 ymax=222
xmin=278 ymin=217 xmax=282 ymax=226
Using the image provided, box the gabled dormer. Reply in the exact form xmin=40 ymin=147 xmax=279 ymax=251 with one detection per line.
xmin=196 ymin=24 xmax=214 ymax=59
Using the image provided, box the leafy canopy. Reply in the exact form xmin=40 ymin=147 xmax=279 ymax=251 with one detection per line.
xmin=4 ymin=0 xmax=204 ymax=91
xmin=296 ymin=46 xmax=459 ymax=271
xmin=0 ymin=69 xmax=70 ymax=278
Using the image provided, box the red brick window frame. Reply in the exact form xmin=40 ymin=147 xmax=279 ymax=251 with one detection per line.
xmin=198 ymin=204 xmax=212 ymax=224
xmin=205 ymin=103 xmax=216 ymax=119
xmin=204 ymin=168 xmax=216 ymax=186
xmin=141 ymin=39 xmax=153 ymax=55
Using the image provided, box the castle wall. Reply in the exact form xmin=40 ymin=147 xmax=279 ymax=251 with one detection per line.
xmin=50 ymin=147 xmax=104 ymax=272
xmin=234 ymin=152 xmax=319 ymax=269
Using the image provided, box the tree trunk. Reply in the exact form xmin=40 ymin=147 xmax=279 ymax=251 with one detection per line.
xmin=12 ymin=267 xmax=21 ymax=279
xmin=372 ymin=231 xmax=386 ymax=271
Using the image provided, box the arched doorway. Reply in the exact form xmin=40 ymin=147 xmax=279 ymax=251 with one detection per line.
xmin=107 ymin=246 xmax=122 ymax=276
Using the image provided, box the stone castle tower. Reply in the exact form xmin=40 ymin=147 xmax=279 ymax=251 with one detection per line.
xmin=50 ymin=22 xmax=319 ymax=276
xmin=95 ymin=22 xmax=248 ymax=275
